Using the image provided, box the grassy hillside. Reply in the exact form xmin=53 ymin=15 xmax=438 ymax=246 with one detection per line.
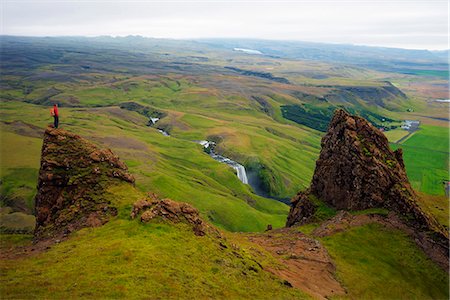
xmin=294 ymin=205 xmax=449 ymax=300
xmin=0 ymin=128 xmax=42 ymax=213
xmin=1 ymin=185 xmax=447 ymax=299
xmin=1 ymin=101 xmax=302 ymax=232
xmin=0 ymin=225 xmax=304 ymax=299
xmin=0 ymin=183 xmax=308 ymax=299
xmin=1 ymin=35 xmax=448 ymax=232
xmin=0 ymin=36 xmax=448 ymax=299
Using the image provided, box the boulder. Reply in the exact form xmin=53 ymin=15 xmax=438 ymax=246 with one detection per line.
xmin=131 ymin=194 xmax=218 ymax=237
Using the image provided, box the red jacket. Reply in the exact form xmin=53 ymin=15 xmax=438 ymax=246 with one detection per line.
xmin=51 ymin=106 xmax=59 ymax=117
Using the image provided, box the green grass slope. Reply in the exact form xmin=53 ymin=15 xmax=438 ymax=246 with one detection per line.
xmin=0 ymin=183 xmax=308 ymax=299
xmin=0 ymin=128 xmax=42 ymax=213
xmin=321 ymin=223 xmax=449 ymax=300
xmin=0 ymin=224 xmax=306 ymax=299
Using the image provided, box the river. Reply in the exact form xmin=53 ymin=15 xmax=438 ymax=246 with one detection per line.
xmin=153 ymin=119 xmax=286 ymax=203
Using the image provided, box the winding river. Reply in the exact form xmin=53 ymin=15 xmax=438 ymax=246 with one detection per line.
xmin=152 ymin=121 xmax=248 ymax=185
xmin=151 ymin=119 xmax=285 ymax=202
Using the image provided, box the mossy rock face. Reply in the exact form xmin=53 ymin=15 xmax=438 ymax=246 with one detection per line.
xmin=34 ymin=127 xmax=134 ymax=239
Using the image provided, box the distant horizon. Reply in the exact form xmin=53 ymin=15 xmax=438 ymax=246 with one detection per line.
xmin=2 ymin=34 xmax=449 ymax=52
xmin=2 ymin=0 xmax=448 ymax=51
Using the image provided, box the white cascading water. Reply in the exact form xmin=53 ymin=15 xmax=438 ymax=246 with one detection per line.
xmin=233 ymin=164 xmax=249 ymax=184
xmin=199 ymin=141 xmax=249 ymax=185
xmin=150 ymin=117 xmax=160 ymax=124
xmin=150 ymin=118 xmax=170 ymax=136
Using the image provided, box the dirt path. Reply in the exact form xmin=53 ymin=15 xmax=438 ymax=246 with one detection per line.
xmin=245 ymin=210 xmax=448 ymax=299
xmin=245 ymin=228 xmax=346 ymax=299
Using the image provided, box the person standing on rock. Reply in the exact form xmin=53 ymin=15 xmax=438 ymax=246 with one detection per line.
xmin=50 ymin=104 xmax=59 ymax=128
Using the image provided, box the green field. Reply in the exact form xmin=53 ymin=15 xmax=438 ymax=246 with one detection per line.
xmin=393 ymin=125 xmax=449 ymax=196
xmin=384 ymin=128 xmax=409 ymax=143
xmin=321 ymin=223 xmax=449 ymax=299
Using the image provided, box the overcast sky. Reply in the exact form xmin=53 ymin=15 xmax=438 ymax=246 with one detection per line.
xmin=1 ymin=0 xmax=448 ymax=50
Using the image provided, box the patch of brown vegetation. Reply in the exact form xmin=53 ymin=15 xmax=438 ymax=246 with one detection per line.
xmin=246 ymin=227 xmax=346 ymax=299
xmin=0 ymin=237 xmax=62 ymax=260
xmin=1 ymin=120 xmax=43 ymax=138
xmin=157 ymin=111 xmax=190 ymax=132
xmin=96 ymin=136 xmax=150 ymax=151
xmin=97 ymin=106 xmax=147 ymax=126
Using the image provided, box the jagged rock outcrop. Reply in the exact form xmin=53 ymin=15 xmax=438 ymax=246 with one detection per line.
xmin=131 ymin=193 xmax=219 ymax=237
xmin=286 ymin=110 xmax=448 ymax=256
xmin=309 ymin=109 xmax=416 ymax=212
xmin=34 ymin=127 xmax=135 ymax=239
xmin=286 ymin=190 xmax=318 ymax=227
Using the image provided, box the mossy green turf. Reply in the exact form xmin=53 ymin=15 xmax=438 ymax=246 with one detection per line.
xmin=0 ymin=226 xmax=307 ymax=299
xmin=393 ymin=125 xmax=449 ymax=196
xmin=285 ymin=205 xmax=448 ymax=299
xmin=321 ymin=223 xmax=449 ymax=300
xmin=0 ymin=182 xmax=308 ymax=299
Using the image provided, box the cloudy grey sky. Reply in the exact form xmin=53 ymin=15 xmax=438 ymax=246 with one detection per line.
xmin=1 ymin=0 xmax=448 ymax=50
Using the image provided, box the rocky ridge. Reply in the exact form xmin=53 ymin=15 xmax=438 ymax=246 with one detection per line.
xmin=34 ymin=127 xmax=135 ymax=239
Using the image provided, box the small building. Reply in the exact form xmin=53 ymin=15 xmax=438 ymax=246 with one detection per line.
xmin=401 ymin=120 xmax=420 ymax=131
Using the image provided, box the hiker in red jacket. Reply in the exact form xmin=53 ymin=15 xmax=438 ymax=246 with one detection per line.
xmin=50 ymin=104 xmax=59 ymax=128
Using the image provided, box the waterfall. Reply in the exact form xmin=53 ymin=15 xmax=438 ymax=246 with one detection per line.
xmin=150 ymin=117 xmax=160 ymax=124
xmin=196 ymin=141 xmax=287 ymax=203
xmin=150 ymin=117 xmax=170 ymax=136
xmin=233 ymin=164 xmax=248 ymax=184
xmin=158 ymin=129 xmax=170 ymax=136
xmin=209 ymin=151 xmax=249 ymax=185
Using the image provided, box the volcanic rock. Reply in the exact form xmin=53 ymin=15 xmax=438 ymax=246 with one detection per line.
xmin=34 ymin=127 xmax=135 ymax=239
xmin=286 ymin=190 xmax=318 ymax=227
xmin=287 ymin=109 xmax=448 ymax=246
xmin=131 ymin=194 xmax=217 ymax=237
